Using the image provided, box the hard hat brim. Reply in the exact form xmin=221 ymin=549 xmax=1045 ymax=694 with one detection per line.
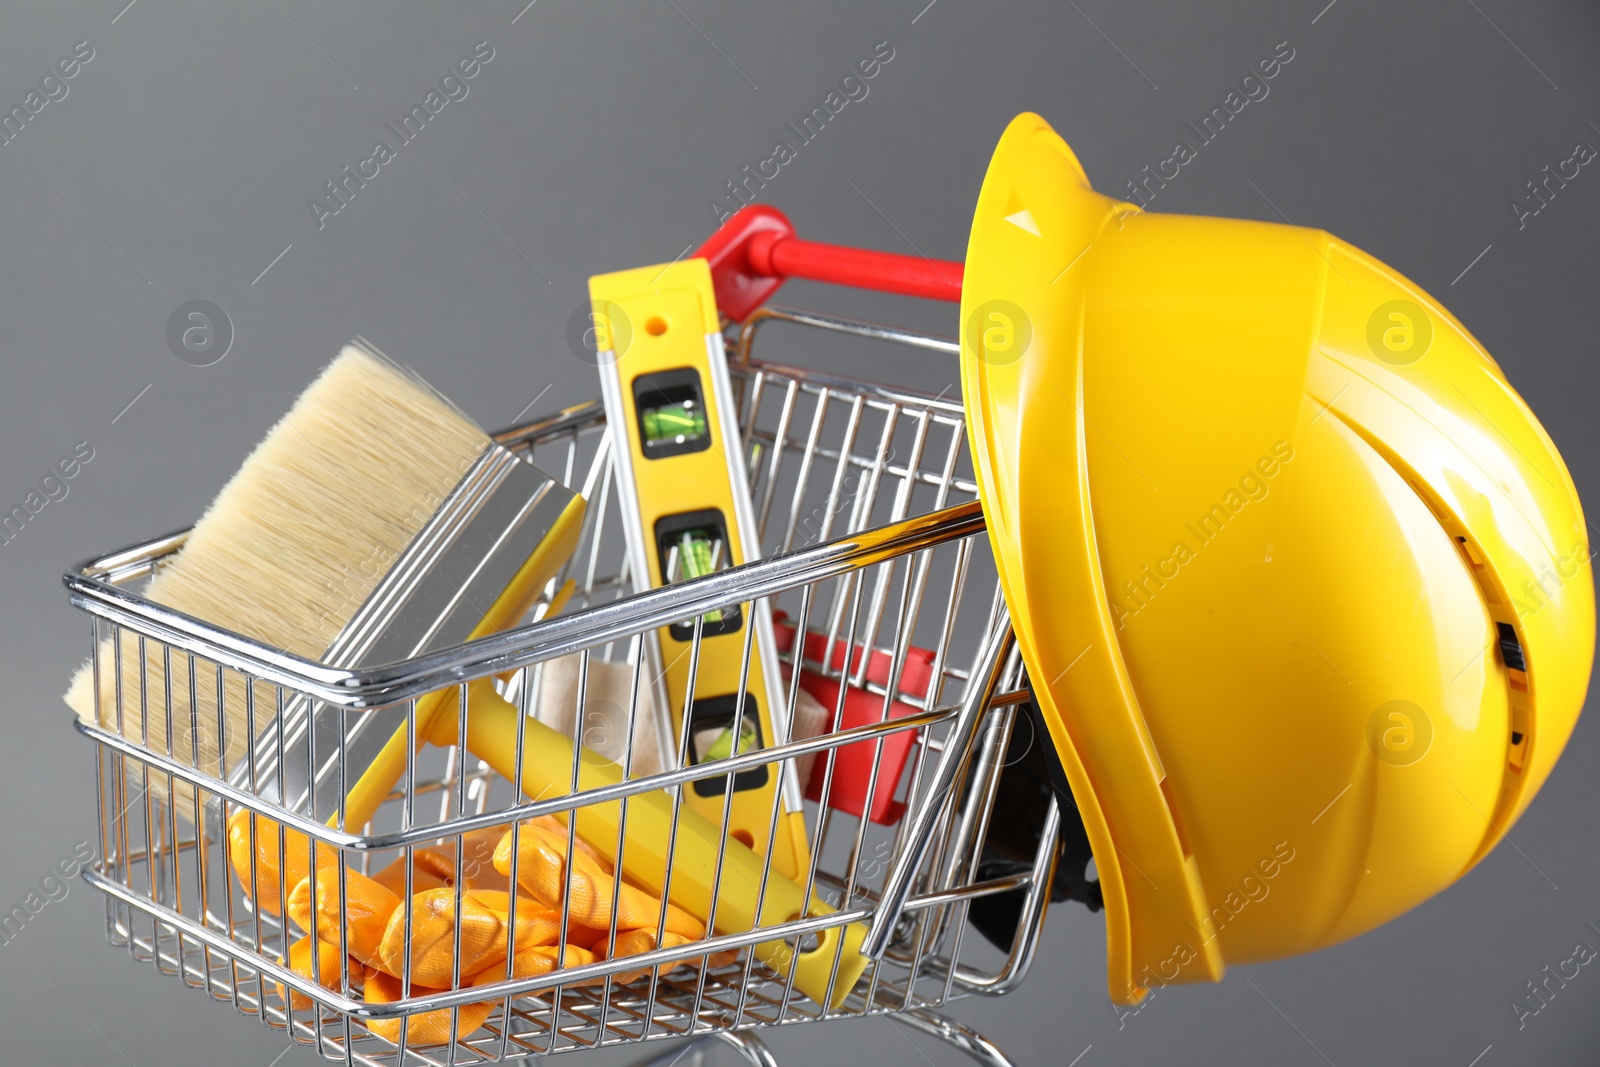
xmin=960 ymin=113 xmax=1221 ymax=1004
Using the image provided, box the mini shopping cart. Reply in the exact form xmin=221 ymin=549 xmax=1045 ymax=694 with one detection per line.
xmin=63 ymin=224 xmax=1068 ymax=1067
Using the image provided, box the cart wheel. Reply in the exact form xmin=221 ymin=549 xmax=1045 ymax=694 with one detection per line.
xmin=712 ymin=1030 xmax=780 ymax=1067
xmin=632 ymin=1031 xmax=779 ymax=1067
xmin=895 ymin=1008 xmax=1015 ymax=1067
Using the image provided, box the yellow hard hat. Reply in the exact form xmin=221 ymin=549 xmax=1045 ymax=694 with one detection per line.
xmin=961 ymin=113 xmax=1595 ymax=1004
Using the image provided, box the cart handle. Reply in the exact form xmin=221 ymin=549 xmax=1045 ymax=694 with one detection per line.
xmin=695 ymin=204 xmax=964 ymax=322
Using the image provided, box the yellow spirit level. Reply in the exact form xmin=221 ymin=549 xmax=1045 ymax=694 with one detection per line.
xmin=589 ymin=258 xmax=810 ymax=882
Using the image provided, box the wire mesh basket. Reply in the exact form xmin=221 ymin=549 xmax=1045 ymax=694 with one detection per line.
xmin=63 ymin=307 xmax=1060 ymax=1067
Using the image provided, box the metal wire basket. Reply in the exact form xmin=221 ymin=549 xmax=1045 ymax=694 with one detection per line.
xmin=63 ymin=307 xmax=1060 ymax=1067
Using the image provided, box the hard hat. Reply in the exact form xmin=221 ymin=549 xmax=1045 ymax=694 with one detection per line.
xmin=960 ymin=112 xmax=1595 ymax=1004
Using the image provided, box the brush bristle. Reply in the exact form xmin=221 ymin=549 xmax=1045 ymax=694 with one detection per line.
xmin=64 ymin=343 xmax=490 ymax=820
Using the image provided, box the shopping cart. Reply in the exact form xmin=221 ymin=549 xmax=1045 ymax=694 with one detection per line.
xmin=64 ymin=302 xmax=1063 ymax=1067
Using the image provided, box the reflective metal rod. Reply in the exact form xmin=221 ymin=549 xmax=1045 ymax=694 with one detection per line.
xmin=863 ymin=612 xmax=1013 ymax=959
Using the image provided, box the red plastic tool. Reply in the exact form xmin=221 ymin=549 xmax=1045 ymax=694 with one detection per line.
xmin=773 ymin=614 xmax=937 ymax=825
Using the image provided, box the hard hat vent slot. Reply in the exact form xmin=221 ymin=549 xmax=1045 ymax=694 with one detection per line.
xmin=1455 ymin=537 xmax=1501 ymax=603
xmin=1509 ymin=706 xmax=1531 ymax=772
xmin=1495 ymin=622 xmax=1526 ymax=672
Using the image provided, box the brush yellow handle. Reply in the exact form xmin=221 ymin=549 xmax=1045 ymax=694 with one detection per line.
xmin=455 ymin=679 xmax=868 ymax=1009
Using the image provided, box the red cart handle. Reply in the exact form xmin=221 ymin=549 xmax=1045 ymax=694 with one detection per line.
xmin=693 ymin=204 xmax=964 ymax=322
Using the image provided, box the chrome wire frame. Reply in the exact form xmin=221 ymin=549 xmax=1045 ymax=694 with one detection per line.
xmin=63 ymin=309 xmax=1055 ymax=1067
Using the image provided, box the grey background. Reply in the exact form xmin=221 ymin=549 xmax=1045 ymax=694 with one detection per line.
xmin=0 ymin=0 xmax=1596 ymax=1064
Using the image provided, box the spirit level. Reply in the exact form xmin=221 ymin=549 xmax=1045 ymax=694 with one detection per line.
xmin=590 ymin=257 xmax=809 ymax=881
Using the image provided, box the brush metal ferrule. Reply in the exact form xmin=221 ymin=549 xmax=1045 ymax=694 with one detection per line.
xmin=229 ymin=441 xmax=579 ymax=821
